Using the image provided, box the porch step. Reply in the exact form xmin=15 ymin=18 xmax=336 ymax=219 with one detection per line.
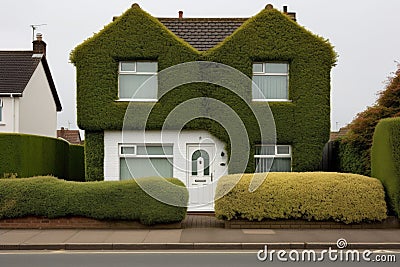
xmin=187 ymin=212 xmax=215 ymax=217
xmin=182 ymin=215 xmax=224 ymax=228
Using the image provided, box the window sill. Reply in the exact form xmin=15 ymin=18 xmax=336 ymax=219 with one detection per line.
xmin=116 ymin=99 xmax=158 ymax=102
xmin=252 ymin=99 xmax=292 ymax=102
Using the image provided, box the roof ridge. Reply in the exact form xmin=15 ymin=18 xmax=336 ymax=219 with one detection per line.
xmin=158 ymin=17 xmax=248 ymax=20
xmin=0 ymin=50 xmax=33 ymax=53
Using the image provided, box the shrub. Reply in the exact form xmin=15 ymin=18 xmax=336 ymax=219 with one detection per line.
xmin=371 ymin=117 xmax=400 ymax=217
xmin=338 ymin=141 xmax=368 ymax=175
xmin=215 ymin=172 xmax=387 ymax=224
xmin=0 ymin=176 xmax=188 ymax=225
xmin=338 ymin=65 xmax=400 ymax=175
xmin=0 ymin=133 xmax=85 ymax=181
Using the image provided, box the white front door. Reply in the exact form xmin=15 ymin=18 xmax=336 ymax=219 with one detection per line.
xmin=187 ymin=144 xmax=216 ymax=211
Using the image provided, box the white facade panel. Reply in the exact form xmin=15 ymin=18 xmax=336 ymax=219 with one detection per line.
xmin=18 ymin=62 xmax=57 ymax=137
xmin=0 ymin=97 xmax=20 ymax=133
xmin=104 ymin=130 xmax=229 ymax=211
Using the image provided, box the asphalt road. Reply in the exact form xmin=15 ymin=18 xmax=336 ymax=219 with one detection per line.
xmin=0 ymin=250 xmax=398 ymax=267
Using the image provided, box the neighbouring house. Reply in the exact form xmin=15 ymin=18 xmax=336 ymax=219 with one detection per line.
xmin=329 ymin=125 xmax=350 ymax=142
xmin=0 ymin=34 xmax=62 ymax=138
xmin=71 ymin=4 xmax=336 ymax=211
xmin=57 ymin=127 xmax=83 ymax=145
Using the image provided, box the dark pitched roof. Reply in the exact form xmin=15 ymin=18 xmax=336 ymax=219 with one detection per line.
xmin=158 ymin=18 xmax=247 ymax=51
xmin=57 ymin=128 xmax=82 ymax=145
xmin=0 ymin=51 xmax=39 ymax=94
xmin=0 ymin=51 xmax=62 ymax=111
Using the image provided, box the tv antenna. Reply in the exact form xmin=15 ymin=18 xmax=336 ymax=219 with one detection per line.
xmin=30 ymin=24 xmax=47 ymax=40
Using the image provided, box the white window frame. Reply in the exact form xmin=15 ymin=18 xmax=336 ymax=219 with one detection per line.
xmin=119 ymin=144 xmax=173 ymax=159
xmin=117 ymin=61 xmax=158 ymax=102
xmin=0 ymin=98 xmax=3 ymax=123
xmin=119 ymin=144 xmax=137 ymax=156
xmin=254 ymin=145 xmax=292 ymax=172
xmin=252 ymin=62 xmax=290 ymax=102
xmin=119 ymin=143 xmax=174 ymax=179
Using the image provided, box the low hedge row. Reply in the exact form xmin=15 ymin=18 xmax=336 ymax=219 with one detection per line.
xmin=215 ymin=172 xmax=387 ymax=224
xmin=0 ymin=177 xmax=188 ymax=225
xmin=371 ymin=117 xmax=400 ymax=217
xmin=0 ymin=133 xmax=85 ymax=181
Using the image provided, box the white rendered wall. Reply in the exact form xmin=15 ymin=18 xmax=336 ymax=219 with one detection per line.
xmin=18 ymin=62 xmax=57 ymax=137
xmin=104 ymin=130 xmax=228 ymax=185
xmin=0 ymin=97 xmax=20 ymax=133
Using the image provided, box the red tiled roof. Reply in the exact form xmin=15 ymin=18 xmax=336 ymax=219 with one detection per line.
xmin=330 ymin=126 xmax=351 ymax=141
xmin=57 ymin=128 xmax=82 ymax=145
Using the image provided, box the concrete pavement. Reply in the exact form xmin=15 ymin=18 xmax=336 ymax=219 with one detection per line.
xmin=0 ymin=228 xmax=399 ymax=250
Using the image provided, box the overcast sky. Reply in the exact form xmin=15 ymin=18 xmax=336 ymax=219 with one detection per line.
xmin=1 ymin=0 xmax=399 ymax=132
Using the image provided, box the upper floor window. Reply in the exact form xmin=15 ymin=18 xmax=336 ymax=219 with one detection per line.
xmin=118 ymin=61 xmax=158 ymax=101
xmin=0 ymin=98 xmax=3 ymax=122
xmin=252 ymin=62 xmax=289 ymax=101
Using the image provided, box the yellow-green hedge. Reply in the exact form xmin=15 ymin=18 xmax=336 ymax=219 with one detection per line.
xmin=215 ymin=172 xmax=387 ymax=224
xmin=371 ymin=117 xmax=400 ymax=217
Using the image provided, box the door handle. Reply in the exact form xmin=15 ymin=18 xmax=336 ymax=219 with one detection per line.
xmin=211 ymin=173 xmax=213 ymax=182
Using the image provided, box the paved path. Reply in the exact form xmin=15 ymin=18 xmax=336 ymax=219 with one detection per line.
xmin=182 ymin=215 xmax=224 ymax=228
xmin=0 ymin=228 xmax=399 ymax=250
xmin=0 ymin=215 xmax=399 ymax=250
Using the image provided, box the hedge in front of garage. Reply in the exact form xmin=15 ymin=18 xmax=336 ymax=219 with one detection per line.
xmin=70 ymin=5 xmax=336 ymax=180
xmin=0 ymin=133 xmax=84 ymax=181
xmin=215 ymin=172 xmax=387 ymax=224
xmin=371 ymin=117 xmax=400 ymax=217
xmin=0 ymin=176 xmax=188 ymax=225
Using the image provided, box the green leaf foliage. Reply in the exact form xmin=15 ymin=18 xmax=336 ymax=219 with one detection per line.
xmin=71 ymin=5 xmax=336 ymax=179
xmin=339 ymin=66 xmax=400 ymax=176
xmin=0 ymin=133 xmax=84 ymax=181
xmin=0 ymin=176 xmax=188 ymax=225
xmin=68 ymin=144 xmax=85 ymax=182
xmin=215 ymin=172 xmax=387 ymax=224
xmin=84 ymin=131 xmax=104 ymax=181
xmin=371 ymin=117 xmax=400 ymax=217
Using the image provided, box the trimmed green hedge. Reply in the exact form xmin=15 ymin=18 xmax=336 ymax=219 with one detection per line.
xmin=0 ymin=176 xmax=188 ymax=225
xmin=68 ymin=144 xmax=85 ymax=182
xmin=0 ymin=133 xmax=84 ymax=181
xmin=337 ymin=140 xmax=368 ymax=175
xmin=215 ymin=172 xmax=387 ymax=224
xmin=71 ymin=5 xmax=336 ymax=180
xmin=371 ymin=118 xmax=400 ymax=217
xmin=84 ymin=131 xmax=104 ymax=181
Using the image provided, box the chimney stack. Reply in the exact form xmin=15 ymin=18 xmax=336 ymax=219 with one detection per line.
xmin=179 ymin=11 xmax=183 ymax=19
xmin=33 ymin=33 xmax=47 ymax=57
xmin=282 ymin=6 xmax=297 ymax=22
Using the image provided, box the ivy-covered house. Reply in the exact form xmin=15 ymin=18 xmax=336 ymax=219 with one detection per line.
xmin=71 ymin=4 xmax=336 ymax=211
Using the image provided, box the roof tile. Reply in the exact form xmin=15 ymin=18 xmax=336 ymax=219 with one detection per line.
xmin=158 ymin=18 xmax=247 ymax=51
xmin=0 ymin=51 xmax=41 ymax=94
